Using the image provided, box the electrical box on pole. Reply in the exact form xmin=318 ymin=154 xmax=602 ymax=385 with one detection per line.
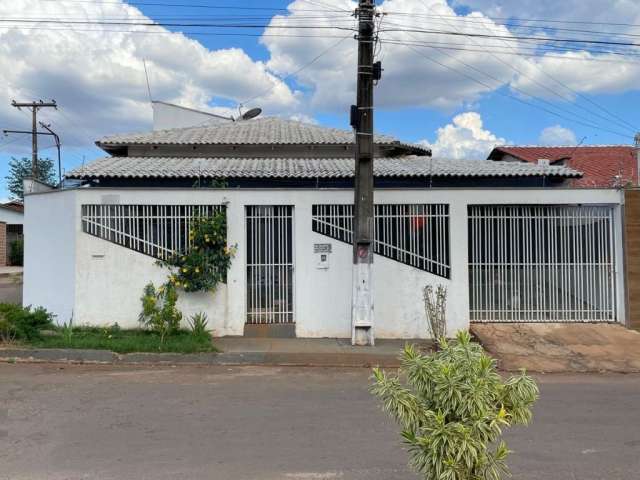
xmin=351 ymin=0 xmax=378 ymax=346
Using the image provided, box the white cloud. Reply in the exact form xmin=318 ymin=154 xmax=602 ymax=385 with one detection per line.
xmin=420 ymin=112 xmax=506 ymax=159
xmin=451 ymin=0 xmax=640 ymax=25
xmin=539 ymin=125 xmax=577 ymax=146
xmin=2 ymin=0 xmax=638 ymax=160
xmin=262 ymin=0 xmax=519 ymax=111
xmin=451 ymin=1 xmax=640 ymax=98
xmin=0 ymin=0 xmax=300 ymax=149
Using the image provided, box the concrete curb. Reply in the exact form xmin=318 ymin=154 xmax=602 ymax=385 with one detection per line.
xmin=0 ymin=348 xmax=400 ymax=368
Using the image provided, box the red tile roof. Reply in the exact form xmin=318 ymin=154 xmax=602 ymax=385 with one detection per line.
xmin=488 ymin=145 xmax=638 ymax=187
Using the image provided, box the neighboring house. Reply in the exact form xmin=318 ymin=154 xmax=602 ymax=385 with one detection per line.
xmin=23 ymin=115 xmax=628 ymax=340
xmin=488 ymin=145 xmax=639 ymax=187
xmin=0 ymin=201 xmax=23 ymax=266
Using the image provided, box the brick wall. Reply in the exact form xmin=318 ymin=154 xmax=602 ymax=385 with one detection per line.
xmin=626 ymin=190 xmax=640 ymax=329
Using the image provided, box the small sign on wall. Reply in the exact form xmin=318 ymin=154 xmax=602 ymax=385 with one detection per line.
xmin=314 ymin=243 xmax=332 ymax=254
xmin=314 ymin=243 xmax=331 ymax=269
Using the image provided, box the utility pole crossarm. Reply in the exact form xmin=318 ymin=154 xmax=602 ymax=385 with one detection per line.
xmin=10 ymin=100 xmax=57 ymax=177
xmin=351 ymin=0 xmax=377 ymax=346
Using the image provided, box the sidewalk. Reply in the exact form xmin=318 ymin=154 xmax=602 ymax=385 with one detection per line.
xmin=214 ymin=337 xmax=426 ymax=367
xmin=0 ymin=337 xmax=427 ymax=367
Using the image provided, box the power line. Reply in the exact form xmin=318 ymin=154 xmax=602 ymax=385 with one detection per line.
xmin=5 ymin=20 xmax=640 ymax=60
xmin=241 ymin=34 xmax=351 ymax=106
xmin=406 ymin=8 xmax=637 ymax=133
xmin=0 ymin=24 xmax=352 ymax=39
xmin=388 ymin=38 xmax=632 ymax=139
xmin=379 ymin=26 xmax=640 ymax=48
xmin=34 ymin=0 xmax=346 ymax=13
xmin=378 ymin=37 xmax=640 ymax=60
xmin=384 ymin=11 xmax=640 ymax=29
xmin=0 ymin=18 xmax=356 ymax=31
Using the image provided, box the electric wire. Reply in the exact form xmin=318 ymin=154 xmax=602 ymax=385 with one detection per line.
xmin=387 ymin=38 xmax=633 ymax=139
xmin=407 ymin=8 xmax=638 ymax=132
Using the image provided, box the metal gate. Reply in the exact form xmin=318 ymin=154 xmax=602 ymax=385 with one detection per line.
xmin=246 ymin=206 xmax=294 ymax=324
xmin=469 ymin=205 xmax=617 ymax=322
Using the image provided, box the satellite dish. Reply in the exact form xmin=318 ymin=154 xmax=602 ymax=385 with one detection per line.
xmin=240 ymin=107 xmax=262 ymax=121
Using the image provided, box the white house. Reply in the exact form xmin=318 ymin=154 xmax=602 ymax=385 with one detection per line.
xmin=0 ymin=201 xmax=23 ymax=266
xmin=23 ymin=116 xmax=626 ymax=339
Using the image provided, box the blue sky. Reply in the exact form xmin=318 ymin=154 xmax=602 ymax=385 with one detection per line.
xmin=1 ymin=0 xmax=640 ymax=199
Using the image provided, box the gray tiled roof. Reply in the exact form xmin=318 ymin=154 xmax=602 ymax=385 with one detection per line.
xmin=97 ymin=117 xmax=412 ymax=147
xmin=66 ymin=156 xmax=582 ymax=179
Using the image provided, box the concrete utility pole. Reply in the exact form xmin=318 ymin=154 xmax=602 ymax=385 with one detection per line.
xmin=351 ymin=0 xmax=379 ymax=346
xmin=11 ymin=100 xmax=57 ymax=176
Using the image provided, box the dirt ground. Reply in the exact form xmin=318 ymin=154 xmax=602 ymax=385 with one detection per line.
xmin=471 ymin=322 xmax=640 ymax=372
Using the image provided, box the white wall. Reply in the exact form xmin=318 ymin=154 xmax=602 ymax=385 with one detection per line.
xmin=152 ymin=101 xmax=230 ymax=131
xmin=23 ymin=190 xmax=76 ymax=324
xmin=0 ymin=208 xmax=23 ymax=225
xmin=23 ymin=187 xmax=626 ymax=338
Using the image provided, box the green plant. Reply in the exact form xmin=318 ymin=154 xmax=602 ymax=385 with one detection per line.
xmin=371 ymin=331 xmax=539 ymax=480
xmin=30 ymin=327 xmax=218 ymax=354
xmin=0 ymin=303 xmax=55 ymax=341
xmin=138 ymin=282 xmax=182 ymax=346
xmin=5 ymin=156 xmax=57 ymax=199
xmin=0 ymin=313 xmax=16 ymax=344
xmin=9 ymin=238 xmax=23 ymax=266
xmin=61 ymin=320 xmax=73 ymax=345
xmin=423 ymin=284 xmax=447 ymax=341
xmin=158 ymin=211 xmax=236 ymax=292
xmin=188 ymin=312 xmax=209 ymax=338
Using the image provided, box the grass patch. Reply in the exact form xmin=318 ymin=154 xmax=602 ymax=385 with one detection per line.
xmin=30 ymin=326 xmax=218 ymax=354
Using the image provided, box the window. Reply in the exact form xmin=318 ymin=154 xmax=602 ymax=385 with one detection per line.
xmin=81 ymin=204 xmax=224 ymax=259
xmin=312 ymin=204 xmax=450 ymax=278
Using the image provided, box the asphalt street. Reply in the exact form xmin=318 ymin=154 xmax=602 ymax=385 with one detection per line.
xmin=1 ymin=363 xmax=639 ymax=480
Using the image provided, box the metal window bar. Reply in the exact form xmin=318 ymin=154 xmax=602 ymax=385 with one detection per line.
xmin=245 ymin=205 xmax=295 ymax=325
xmin=468 ymin=205 xmax=616 ymax=322
xmin=81 ymin=204 xmax=224 ymax=260
xmin=311 ymin=204 xmax=450 ymax=278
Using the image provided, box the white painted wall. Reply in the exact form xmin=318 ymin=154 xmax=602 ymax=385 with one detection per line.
xmin=152 ymin=101 xmax=230 ymax=131
xmin=23 ymin=187 xmax=626 ymax=337
xmin=0 ymin=207 xmax=23 ymax=225
xmin=23 ymin=189 xmax=76 ymax=325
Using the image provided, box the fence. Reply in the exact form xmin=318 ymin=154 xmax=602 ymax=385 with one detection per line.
xmin=81 ymin=204 xmax=224 ymax=260
xmin=312 ymin=204 xmax=450 ymax=278
xmin=469 ymin=205 xmax=617 ymax=322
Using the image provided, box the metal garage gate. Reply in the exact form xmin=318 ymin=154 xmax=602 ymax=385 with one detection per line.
xmin=246 ymin=206 xmax=294 ymax=324
xmin=469 ymin=205 xmax=617 ymax=322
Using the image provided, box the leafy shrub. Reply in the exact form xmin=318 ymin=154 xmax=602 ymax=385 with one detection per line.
xmin=138 ymin=282 xmax=182 ymax=345
xmin=188 ymin=312 xmax=209 ymax=338
xmin=0 ymin=314 xmax=16 ymax=343
xmin=9 ymin=238 xmax=23 ymax=266
xmin=0 ymin=303 xmax=55 ymax=341
xmin=158 ymin=211 xmax=236 ymax=292
xmin=371 ymin=331 xmax=539 ymax=480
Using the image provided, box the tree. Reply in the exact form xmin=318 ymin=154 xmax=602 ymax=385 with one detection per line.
xmin=371 ymin=331 xmax=539 ymax=480
xmin=5 ymin=157 xmax=56 ymax=200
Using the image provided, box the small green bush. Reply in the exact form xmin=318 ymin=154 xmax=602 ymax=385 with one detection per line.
xmin=158 ymin=211 xmax=236 ymax=293
xmin=188 ymin=312 xmax=209 ymax=338
xmin=9 ymin=238 xmax=23 ymax=266
xmin=371 ymin=331 xmax=539 ymax=480
xmin=0 ymin=303 xmax=55 ymax=341
xmin=138 ymin=282 xmax=182 ymax=345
